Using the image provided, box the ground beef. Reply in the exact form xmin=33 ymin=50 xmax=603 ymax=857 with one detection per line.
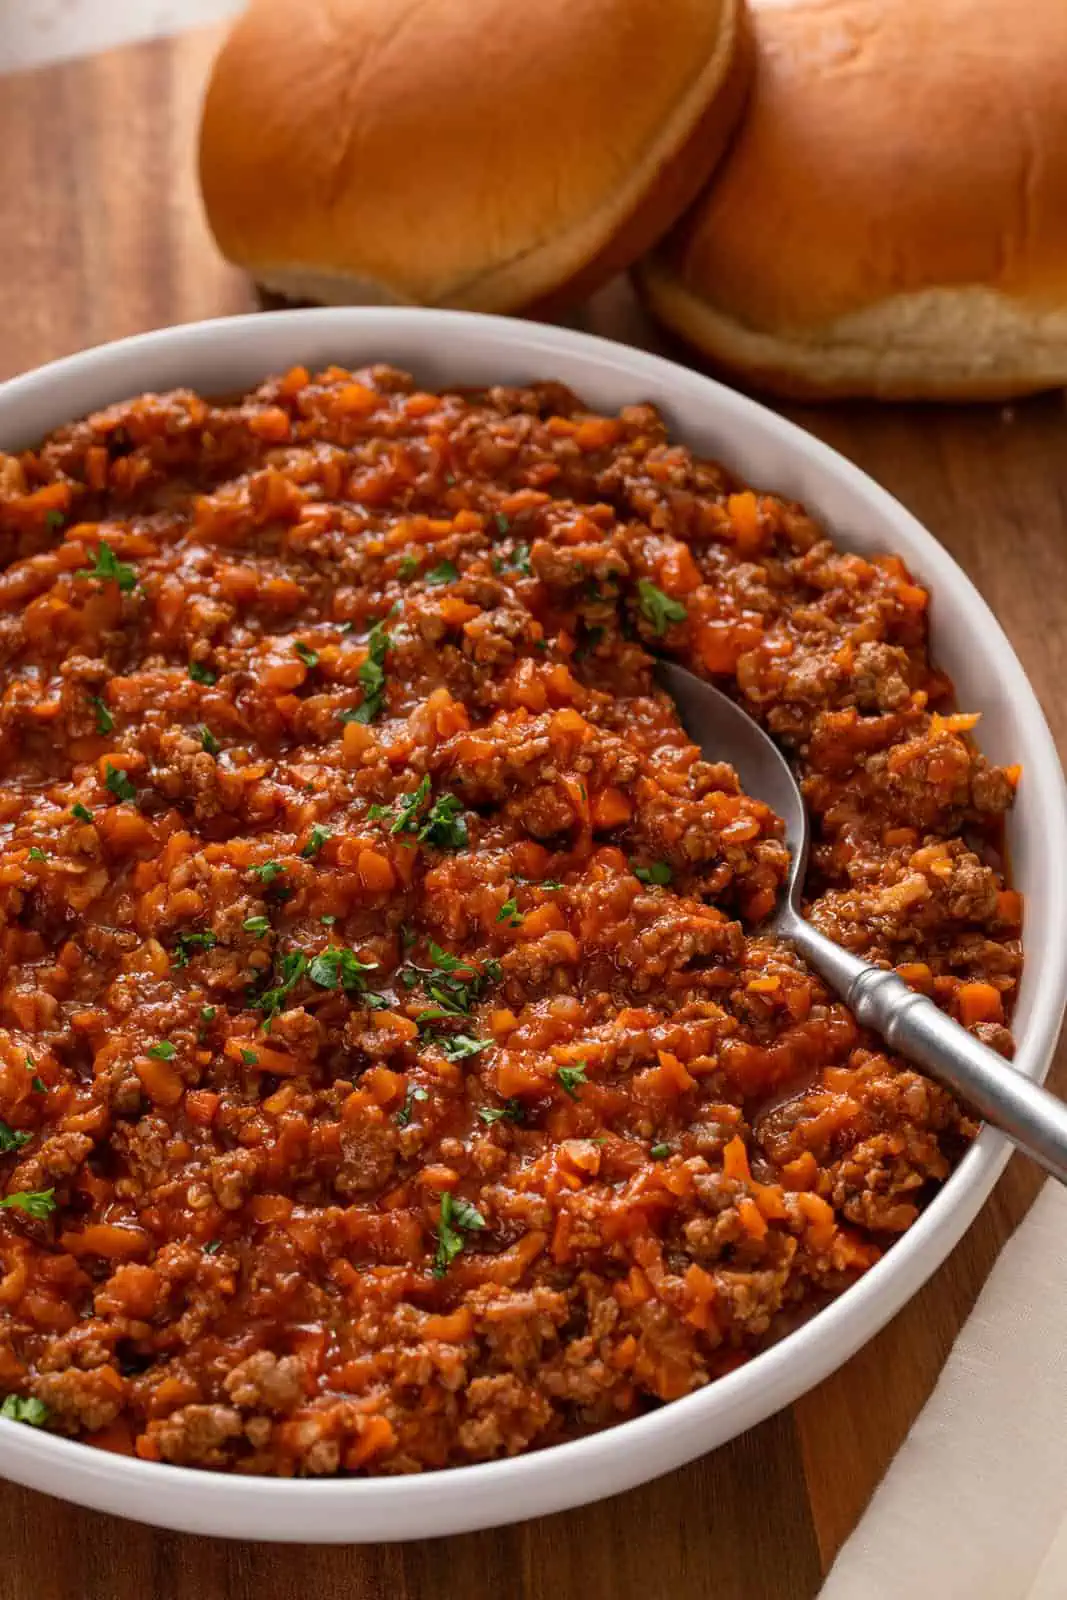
xmin=0 ymin=365 xmax=1020 ymax=1476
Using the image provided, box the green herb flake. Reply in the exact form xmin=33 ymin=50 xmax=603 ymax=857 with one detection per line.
xmin=90 ymin=695 xmax=114 ymax=735
xmin=199 ymin=725 xmax=220 ymax=756
xmin=418 ymin=793 xmax=468 ymax=852
xmin=27 ymin=847 xmax=47 ymax=864
xmin=351 ymin=613 xmax=394 ymax=724
xmin=240 ymin=1049 xmax=259 ymax=1065
xmin=294 ymin=641 xmax=319 ymax=668
xmin=203 ymin=1240 xmax=222 ymax=1256
xmin=79 ymin=540 xmax=136 ymax=593
xmin=0 ymin=1395 xmax=49 ymax=1426
xmin=386 ymin=774 xmax=431 ymax=836
xmin=308 ymin=946 xmax=379 ymax=994
xmin=436 ymin=1033 xmax=491 ymax=1061
xmin=174 ymin=930 xmax=218 ymax=967
xmin=398 ymin=556 xmax=420 ymax=581
xmin=320 ymin=914 xmax=336 ymax=927
xmin=243 ymin=916 xmax=271 ymax=936
xmin=70 ymin=802 xmax=94 ymax=823
xmin=301 ymin=824 xmax=332 ymax=859
xmin=495 ymin=513 xmax=510 ymax=534
xmin=425 ymin=560 xmax=459 ymax=587
xmin=0 ymin=1123 xmax=31 ymax=1154
xmin=147 ymin=1041 xmax=177 ymax=1061
xmin=188 ymin=661 xmax=217 ymax=686
xmin=632 ymin=860 xmax=672 ymax=886
xmin=637 ymin=579 xmax=687 ymax=636
xmin=0 ymin=1188 xmax=56 ymax=1220
xmin=477 ymin=1101 xmax=524 ymax=1126
xmin=44 ymin=510 xmax=65 ymax=531
xmin=255 ymin=950 xmax=308 ymax=1021
xmin=395 ymin=1083 xmax=428 ymax=1128
xmin=250 ymin=860 xmax=287 ymax=886
xmin=556 ymin=1063 xmax=589 ymax=1100
xmin=104 ymin=763 xmax=137 ymax=804
xmin=200 ymin=1006 xmax=217 ymax=1024
xmin=650 ymin=1143 xmax=671 ymax=1160
xmin=432 ymin=1190 xmax=486 ymax=1277
xmin=496 ymin=897 xmax=522 ymax=928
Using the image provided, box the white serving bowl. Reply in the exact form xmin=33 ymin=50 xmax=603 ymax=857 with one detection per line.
xmin=0 ymin=308 xmax=1063 ymax=1543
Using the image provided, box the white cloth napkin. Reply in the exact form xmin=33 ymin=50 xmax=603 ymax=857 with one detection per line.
xmin=820 ymin=1180 xmax=1067 ymax=1599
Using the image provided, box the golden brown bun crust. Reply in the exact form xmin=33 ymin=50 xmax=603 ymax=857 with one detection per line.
xmin=199 ymin=0 xmax=751 ymax=315
xmin=638 ymin=0 xmax=1067 ymax=400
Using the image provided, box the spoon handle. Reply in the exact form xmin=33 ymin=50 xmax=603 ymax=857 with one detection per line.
xmin=785 ymin=914 xmax=1067 ymax=1186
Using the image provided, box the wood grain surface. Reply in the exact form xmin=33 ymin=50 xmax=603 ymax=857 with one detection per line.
xmin=1 ymin=28 xmax=1065 ymax=1600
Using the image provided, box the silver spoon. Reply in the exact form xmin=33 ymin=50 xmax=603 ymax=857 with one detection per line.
xmin=658 ymin=660 xmax=1067 ymax=1186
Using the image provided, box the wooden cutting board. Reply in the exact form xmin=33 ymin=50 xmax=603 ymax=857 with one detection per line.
xmin=0 ymin=27 xmax=1065 ymax=1600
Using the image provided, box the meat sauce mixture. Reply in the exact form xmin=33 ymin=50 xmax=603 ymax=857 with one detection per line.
xmin=0 ymin=366 xmax=1021 ymax=1474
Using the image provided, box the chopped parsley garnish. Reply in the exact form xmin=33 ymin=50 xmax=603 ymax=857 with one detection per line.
xmin=203 ymin=1240 xmax=222 ymax=1256
xmin=0 ymin=1189 xmax=55 ymax=1220
xmin=104 ymin=763 xmax=137 ymax=804
xmin=632 ymin=860 xmax=673 ymax=886
xmin=90 ymin=695 xmax=114 ymax=735
xmin=198 ymin=725 xmax=220 ymax=755
xmin=637 ymin=579 xmax=687 ymax=636
xmin=433 ymin=1191 xmax=486 ymax=1277
xmin=27 ymin=848 xmax=47 ymax=864
xmin=495 ymin=513 xmax=510 ymax=534
xmin=496 ymin=897 xmax=522 ymax=928
xmin=425 ymin=560 xmax=458 ymax=586
xmin=650 ymin=1143 xmax=671 ymax=1160
xmin=308 ymin=946 xmax=379 ymax=995
xmin=188 ymin=661 xmax=217 ymax=685
xmin=173 ymin=929 xmax=218 ymax=967
xmin=294 ymin=641 xmax=319 ymax=668
xmin=418 ymin=793 xmax=468 ymax=851
xmin=249 ymin=860 xmax=287 ymax=886
xmin=398 ymin=555 xmax=420 ymax=581
xmin=31 ymin=1078 xmax=46 ymax=1095
xmin=243 ymin=916 xmax=271 ymax=936
xmin=435 ymin=1033 xmax=491 ymax=1061
xmin=383 ymin=775 xmax=431 ymax=834
xmin=501 ymin=541 xmax=531 ymax=575
xmin=350 ymin=613 xmax=394 ymax=724
xmin=0 ymin=1123 xmax=31 ymax=1154
xmin=556 ymin=1063 xmax=589 ymax=1100
xmin=478 ymin=1101 xmax=524 ymax=1126
xmin=79 ymin=540 xmax=136 ymax=592
xmin=70 ymin=802 xmax=94 ymax=823
xmin=395 ymin=1083 xmax=428 ymax=1128
xmin=301 ymin=824 xmax=332 ymax=859
xmin=240 ymin=1048 xmax=259 ymax=1065
xmin=320 ymin=914 xmax=336 ymax=926
xmin=147 ymin=1041 xmax=177 ymax=1060
xmin=0 ymin=1395 xmax=49 ymax=1426
xmin=200 ymin=1006 xmax=217 ymax=1024
xmin=255 ymin=950 xmax=308 ymax=1023
xmin=44 ymin=509 xmax=65 ymax=531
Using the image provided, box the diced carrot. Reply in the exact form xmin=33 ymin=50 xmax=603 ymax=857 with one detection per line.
xmin=518 ymin=902 xmax=565 ymax=939
xmin=249 ymin=1194 xmax=294 ymax=1223
xmin=61 ymin=1224 xmax=150 ymax=1260
xmin=422 ymin=1307 xmax=474 ymax=1341
xmin=357 ymin=848 xmax=395 ymax=893
xmin=722 ymin=1135 xmax=751 ymax=1183
xmin=184 ymin=1090 xmax=220 ymax=1126
xmin=223 ymin=1038 xmax=302 ymax=1075
xmin=958 ymin=981 xmax=1004 ymax=1027
xmin=738 ymin=1197 xmax=769 ymax=1239
xmin=344 ymin=1414 xmax=397 ymax=1470
xmin=591 ymin=786 xmax=632 ymax=829
xmin=134 ymin=1055 xmax=184 ymax=1107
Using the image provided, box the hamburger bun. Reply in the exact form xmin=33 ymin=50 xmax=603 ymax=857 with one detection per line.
xmin=199 ymin=0 xmax=752 ymax=315
xmin=638 ymin=0 xmax=1067 ymax=400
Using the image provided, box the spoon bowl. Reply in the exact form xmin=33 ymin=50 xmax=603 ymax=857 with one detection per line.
xmin=658 ymin=658 xmax=1067 ymax=1185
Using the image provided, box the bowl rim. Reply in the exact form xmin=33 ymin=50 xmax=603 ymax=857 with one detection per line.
xmin=0 ymin=306 xmax=1063 ymax=1543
